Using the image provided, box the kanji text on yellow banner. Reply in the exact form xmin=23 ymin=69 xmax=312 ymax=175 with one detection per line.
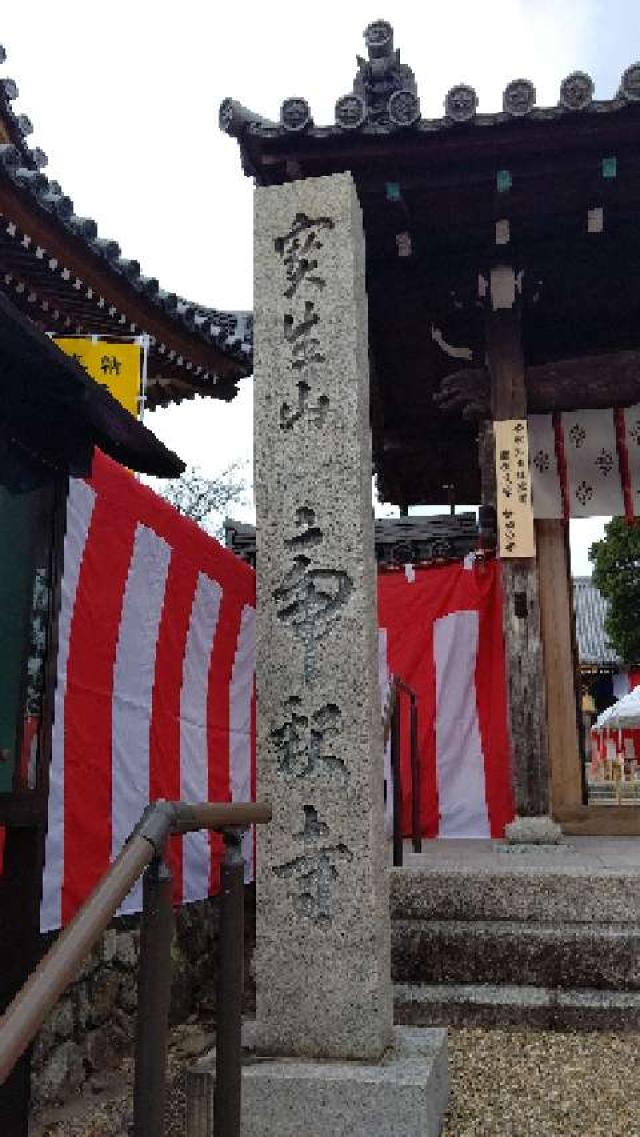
xmin=53 ymin=339 xmax=141 ymax=418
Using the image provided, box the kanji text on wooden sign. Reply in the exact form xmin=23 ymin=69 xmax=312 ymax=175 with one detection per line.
xmin=494 ymin=418 xmax=535 ymax=558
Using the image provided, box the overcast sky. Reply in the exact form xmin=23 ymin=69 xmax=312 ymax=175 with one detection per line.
xmin=3 ymin=1 xmax=640 ymax=570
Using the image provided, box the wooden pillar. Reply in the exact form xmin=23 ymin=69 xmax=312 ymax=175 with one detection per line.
xmin=0 ymin=477 xmax=66 ymax=1133
xmin=484 ymin=274 xmax=549 ymax=816
xmin=536 ymin=520 xmax=582 ymax=813
xmin=0 ymin=824 xmax=44 ymax=1136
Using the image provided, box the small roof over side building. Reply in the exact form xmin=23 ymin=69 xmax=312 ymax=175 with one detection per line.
xmin=0 ymin=288 xmax=184 ymax=483
xmin=0 ymin=44 xmax=253 ymax=409
xmin=573 ymin=576 xmax=620 ymax=669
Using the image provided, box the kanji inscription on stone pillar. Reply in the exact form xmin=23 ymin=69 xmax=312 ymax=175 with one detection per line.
xmin=253 ymin=172 xmax=392 ymax=1060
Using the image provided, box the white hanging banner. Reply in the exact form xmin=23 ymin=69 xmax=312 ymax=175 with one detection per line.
xmin=561 ymin=409 xmax=624 ymax=518
xmin=528 ymin=414 xmax=563 ymax=520
xmin=622 ymin=404 xmax=640 ymax=517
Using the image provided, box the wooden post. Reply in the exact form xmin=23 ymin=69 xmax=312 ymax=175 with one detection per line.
xmin=0 ymin=477 xmax=67 ymax=1134
xmin=484 ymin=271 xmax=549 ymax=816
xmin=536 ymin=520 xmax=583 ymax=813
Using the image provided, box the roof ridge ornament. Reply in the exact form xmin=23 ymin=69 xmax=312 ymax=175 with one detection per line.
xmin=219 ymin=97 xmax=276 ymax=138
xmin=445 ymin=84 xmax=478 ymax=124
xmin=280 ymin=97 xmax=313 ymax=133
xmin=335 ymin=20 xmax=420 ymax=130
xmin=559 ymin=71 xmax=594 ymax=111
xmin=503 ymin=78 xmax=536 ymax=117
xmin=619 ymin=62 xmax=640 ymax=102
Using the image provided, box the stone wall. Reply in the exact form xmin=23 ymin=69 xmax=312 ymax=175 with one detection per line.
xmin=31 ymin=887 xmax=256 ymax=1108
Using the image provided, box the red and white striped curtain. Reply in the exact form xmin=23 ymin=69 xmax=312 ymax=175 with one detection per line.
xmin=377 ymin=559 xmax=514 ymax=839
xmin=41 ymin=454 xmax=256 ymax=931
xmin=41 ymin=457 xmax=517 ymax=929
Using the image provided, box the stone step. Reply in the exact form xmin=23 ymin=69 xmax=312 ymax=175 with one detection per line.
xmin=394 ymin=982 xmax=640 ymax=1031
xmin=392 ymin=918 xmax=640 ymax=989
xmin=390 ymin=866 xmax=640 ymax=925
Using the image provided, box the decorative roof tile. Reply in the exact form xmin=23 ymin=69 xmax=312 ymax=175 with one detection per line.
xmin=220 ymin=20 xmax=639 ymax=153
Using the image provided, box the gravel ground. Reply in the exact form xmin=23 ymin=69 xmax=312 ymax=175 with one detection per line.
xmin=31 ymin=1025 xmax=640 ymax=1136
xmin=30 ymin=1021 xmax=207 ymax=1137
xmin=442 ymin=1028 xmax=640 ymax=1137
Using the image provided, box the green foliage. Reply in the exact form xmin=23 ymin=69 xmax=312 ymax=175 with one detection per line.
xmin=157 ymin=462 xmax=247 ymax=539
xmin=589 ymin=517 xmax=640 ymax=666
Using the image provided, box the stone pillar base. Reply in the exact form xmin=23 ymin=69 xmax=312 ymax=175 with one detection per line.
xmin=186 ymin=1024 xmax=449 ymax=1137
xmin=504 ymin=815 xmax=564 ymax=845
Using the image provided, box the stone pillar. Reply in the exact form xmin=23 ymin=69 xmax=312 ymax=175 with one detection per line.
xmin=186 ymin=170 xmax=448 ymax=1137
xmin=253 ymin=171 xmax=392 ymax=1060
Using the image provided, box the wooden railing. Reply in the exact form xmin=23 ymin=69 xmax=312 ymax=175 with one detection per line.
xmin=0 ymin=799 xmax=271 ymax=1137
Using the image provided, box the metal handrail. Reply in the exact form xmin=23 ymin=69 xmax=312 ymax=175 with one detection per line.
xmin=0 ymin=798 xmax=271 ymax=1137
xmin=382 ymin=680 xmax=398 ymax=747
xmin=385 ymin=677 xmax=421 ymax=865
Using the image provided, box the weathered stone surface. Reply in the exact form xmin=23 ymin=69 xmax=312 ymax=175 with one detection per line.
xmin=118 ymin=970 xmax=138 ymax=1012
xmin=394 ymin=982 xmax=640 ymax=1032
xmin=113 ymin=929 xmax=137 ymax=969
xmin=83 ymin=1027 xmax=114 ymax=1072
xmin=101 ymin=928 xmax=117 ymax=964
xmin=73 ymin=980 xmax=91 ymax=1032
xmin=75 ymin=941 xmax=102 ymax=982
xmin=33 ymin=1039 xmax=84 ymax=1105
xmin=34 ymin=996 xmax=74 ymax=1058
xmin=186 ymin=1025 xmax=449 ymax=1137
xmin=392 ymin=917 xmax=640 ymax=989
xmin=253 ymin=172 xmax=392 ymax=1060
xmin=176 ymin=1025 xmax=215 ymax=1059
xmin=390 ymin=866 xmax=640 ymax=924
xmin=505 ymin=815 xmax=563 ymax=844
xmin=89 ymin=969 xmax=121 ymax=1024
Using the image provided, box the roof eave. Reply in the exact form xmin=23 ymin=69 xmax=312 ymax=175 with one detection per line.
xmin=0 ymin=289 xmax=184 ymax=478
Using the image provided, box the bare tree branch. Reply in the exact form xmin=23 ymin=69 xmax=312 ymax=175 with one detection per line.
xmin=154 ymin=462 xmax=249 ymax=538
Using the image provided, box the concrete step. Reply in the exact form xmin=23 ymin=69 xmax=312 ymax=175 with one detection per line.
xmin=389 ymin=845 xmax=640 ymax=1027
xmin=392 ymin=917 xmax=640 ymax=989
xmin=394 ymin=982 xmax=640 ymax=1031
xmin=390 ymin=866 xmax=640 ymax=925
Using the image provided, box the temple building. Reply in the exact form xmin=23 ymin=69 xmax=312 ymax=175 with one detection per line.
xmin=221 ymin=20 xmax=640 ymax=836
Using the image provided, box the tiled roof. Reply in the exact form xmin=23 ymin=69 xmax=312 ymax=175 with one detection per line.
xmin=0 ymin=46 xmax=253 ymax=404
xmin=220 ymin=19 xmax=640 ymax=161
xmin=225 ymin=514 xmax=478 ymax=569
xmin=573 ymin=577 xmax=620 ymax=667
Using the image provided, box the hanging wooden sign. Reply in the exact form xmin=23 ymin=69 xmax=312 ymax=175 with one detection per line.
xmin=494 ymin=418 xmax=535 ymax=558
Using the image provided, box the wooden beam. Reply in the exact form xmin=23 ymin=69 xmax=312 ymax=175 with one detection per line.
xmin=436 ymin=349 xmax=640 ymax=420
xmin=485 ymin=277 xmax=549 ymax=816
xmin=537 ymin=520 xmax=582 ymax=813
xmin=253 ymin=107 xmax=640 ymax=182
xmin=555 ymin=805 xmax=640 ymax=837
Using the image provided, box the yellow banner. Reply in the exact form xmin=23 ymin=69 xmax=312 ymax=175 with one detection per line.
xmin=53 ymin=339 xmax=141 ymax=417
xmin=494 ymin=418 xmax=535 ymax=558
